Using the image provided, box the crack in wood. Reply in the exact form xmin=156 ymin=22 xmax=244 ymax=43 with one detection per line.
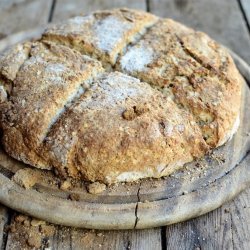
xmin=238 ymin=0 xmax=250 ymax=36
xmin=134 ymin=183 xmax=141 ymax=229
xmin=124 ymin=235 xmax=132 ymax=250
xmin=0 ymin=165 xmax=14 ymax=179
xmin=48 ymin=0 xmax=57 ymax=23
xmin=1 ymin=208 xmax=12 ymax=250
xmin=146 ymin=0 xmax=151 ymax=12
xmin=229 ymin=211 xmax=235 ymax=250
xmin=160 ymin=226 xmax=167 ymax=250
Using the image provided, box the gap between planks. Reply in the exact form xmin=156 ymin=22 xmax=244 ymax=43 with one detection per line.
xmin=0 ymin=205 xmax=10 ymax=250
xmin=48 ymin=0 xmax=57 ymax=23
xmin=0 ymin=0 xmax=53 ymax=39
xmin=148 ymin=0 xmax=250 ymax=64
xmin=239 ymin=0 xmax=250 ymax=35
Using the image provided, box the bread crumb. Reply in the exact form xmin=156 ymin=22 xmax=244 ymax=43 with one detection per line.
xmin=40 ymin=225 xmax=56 ymax=237
xmin=122 ymin=108 xmax=137 ymax=120
xmin=209 ymin=152 xmax=226 ymax=165
xmin=14 ymin=215 xmax=29 ymax=223
xmin=122 ymin=104 xmax=149 ymax=120
xmin=27 ymin=234 xmax=42 ymax=249
xmin=31 ymin=219 xmax=46 ymax=227
xmin=8 ymin=213 xmax=56 ymax=249
xmin=87 ymin=182 xmax=106 ymax=194
xmin=7 ymin=224 xmax=16 ymax=233
xmin=23 ymin=219 xmax=31 ymax=227
xmin=60 ymin=179 xmax=72 ymax=190
xmin=0 ymin=86 xmax=7 ymax=103
xmin=12 ymin=168 xmax=42 ymax=189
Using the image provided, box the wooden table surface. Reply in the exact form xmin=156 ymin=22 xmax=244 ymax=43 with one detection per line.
xmin=0 ymin=0 xmax=250 ymax=249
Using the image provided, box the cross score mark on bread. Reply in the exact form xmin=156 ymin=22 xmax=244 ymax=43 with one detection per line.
xmin=0 ymin=9 xmax=242 ymax=183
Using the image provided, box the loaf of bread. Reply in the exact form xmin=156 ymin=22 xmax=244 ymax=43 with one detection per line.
xmin=0 ymin=8 xmax=242 ymax=184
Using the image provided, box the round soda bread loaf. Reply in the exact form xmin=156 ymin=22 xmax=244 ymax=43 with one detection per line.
xmin=0 ymin=8 xmax=243 ymax=184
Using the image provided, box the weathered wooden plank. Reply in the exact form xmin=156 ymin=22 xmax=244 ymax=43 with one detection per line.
xmin=149 ymin=0 xmax=250 ymax=64
xmin=50 ymin=226 xmax=72 ymax=250
xmin=240 ymin=0 xmax=250 ymax=29
xmin=5 ymin=220 xmax=161 ymax=250
xmin=45 ymin=184 xmax=250 ymax=250
xmin=164 ymin=187 xmax=250 ymax=250
xmin=52 ymin=0 xmax=146 ymax=22
xmin=229 ymin=187 xmax=250 ymax=249
xmin=165 ymin=202 xmax=233 ymax=249
xmin=70 ymin=228 xmax=161 ymax=250
xmin=5 ymin=214 xmax=56 ymax=250
xmin=0 ymin=0 xmax=53 ymax=39
xmin=0 ymin=205 xmax=9 ymax=249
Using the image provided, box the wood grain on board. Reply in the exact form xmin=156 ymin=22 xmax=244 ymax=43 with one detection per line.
xmin=52 ymin=0 xmax=146 ymax=22
xmin=0 ymin=0 xmax=53 ymax=39
xmin=68 ymin=228 xmax=161 ymax=250
xmin=164 ymin=188 xmax=250 ymax=250
xmin=165 ymin=203 xmax=234 ymax=249
xmin=5 ymin=222 xmax=161 ymax=250
xmin=229 ymin=188 xmax=250 ymax=249
xmin=149 ymin=0 xmax=250 ymax=64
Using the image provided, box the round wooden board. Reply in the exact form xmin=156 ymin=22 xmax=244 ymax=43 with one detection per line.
xmin=0 ymin=30 xmax=250 ymax=230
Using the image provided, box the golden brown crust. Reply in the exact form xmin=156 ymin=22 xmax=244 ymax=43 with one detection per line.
xmin=39 ymin=72 xmax=208 ymax=183
xmin=0 ymin=43 xmax=31 ymax=98
xmin=0 ymin=43 xmax=31 ymax=82
xmin=1 ymin=41 xmax=104 ymax=168
xmin=0 ymin=9 xmax=243 ymax=183
xmin=118 ymin=19 xmax=242 ymax=147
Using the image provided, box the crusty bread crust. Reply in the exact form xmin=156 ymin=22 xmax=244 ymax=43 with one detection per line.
xmin=0 ymin=9 xmax=242 ymax=183
xmin=118 ymin=19 xmax=242 ymax=147
xmin=42 ymin=8 xmax=158 ymax=66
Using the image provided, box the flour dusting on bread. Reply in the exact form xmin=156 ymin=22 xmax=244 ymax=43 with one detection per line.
xmin=94 ymin=16 xmax=132 ymax=52
xmin=120 ymin=45 xmax=154 ymax=72
xmin=0 ymin=8 xmax=242 ymax=184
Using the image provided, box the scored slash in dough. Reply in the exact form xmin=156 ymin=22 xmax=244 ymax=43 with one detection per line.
xmin=118 ymin=19 xmax=242 ymax=147
xmin=41 ymin=72 xmax=208 ymax=182
xmin=0 ymin=42 xmax=104 ymax=168
xmin=0 ymin=8 xmax=243 ymax=184
xmin=42 ymin=8 xmax=158 ymax=66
